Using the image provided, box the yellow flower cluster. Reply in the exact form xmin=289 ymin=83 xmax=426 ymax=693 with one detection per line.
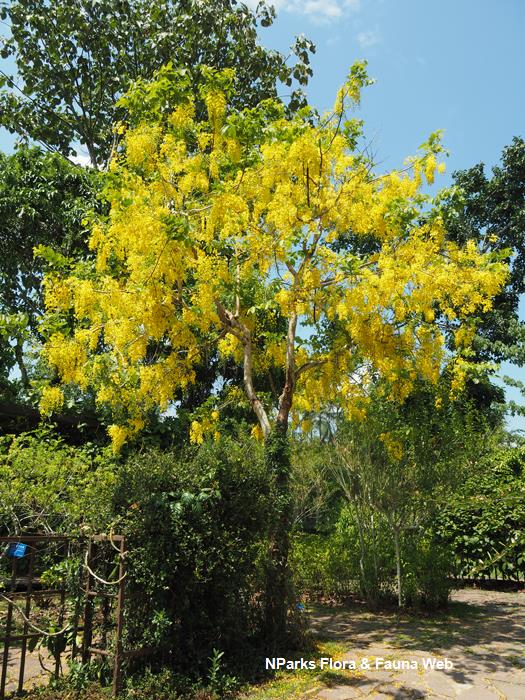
xmin=107 ymin=425 xmax=129 ymax=454
xmin=189 ymin=411 xmax=220 ymax=445
xmin=39 ymin=386 xmax=64 ymax=417
xmin=125 ymin=124 xmax=162 ymax=170
xmin=379 ymin=432 xmax=404 ymax=462
xmin=40 ymin=64 xmax=508 ymax=449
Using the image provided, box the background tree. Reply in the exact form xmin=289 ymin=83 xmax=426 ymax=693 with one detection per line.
xmin=0 ymin=0 xmax=314 ymax=167
xmin=0 ymin=147 xmax=99 ymax=401
xmin=444 ymin=136 xmax=525 ymax=365
xmin=40 ymin=63 xmax=507 ymax=642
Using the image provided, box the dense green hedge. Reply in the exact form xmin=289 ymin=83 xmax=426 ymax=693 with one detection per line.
xmin=113 ymin=436 xmax=270 ymax=671
xmin=436 ymin=447 xmax=525 ymax=581
xmin=4 ymin=424 xmax=524 ymax=689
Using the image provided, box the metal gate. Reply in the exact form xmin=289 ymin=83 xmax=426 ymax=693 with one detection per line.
xmin=0 ymin=534 xmax=150 ymax=698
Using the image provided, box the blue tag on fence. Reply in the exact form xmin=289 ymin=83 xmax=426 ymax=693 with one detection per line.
xmin=7 ymin=543 xmax=28 ymax=558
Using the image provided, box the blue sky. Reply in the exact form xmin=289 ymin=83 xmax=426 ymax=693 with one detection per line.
xmin=1 ymin=0 xmax=524 ymax=427
xmin=251 ymin=0 xmax=523 ymax=182
xmin=248 ymin=0 xmax=525 ymax=430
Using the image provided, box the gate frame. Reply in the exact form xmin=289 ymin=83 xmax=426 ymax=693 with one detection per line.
xmin=0 ymin=533 xmax=151 ymax=698
xmin=0 ymin=535 xmax=73 ymax=698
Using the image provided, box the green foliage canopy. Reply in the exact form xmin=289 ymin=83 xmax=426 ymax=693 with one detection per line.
xmin=0 ymin=0 xmax=314 ymax=167
xmin=0 ymin=428 xmax=116 ymax=535
xmin=0 ymin=147 xmax=99 ymax=399
xmin=444 ymin=136 xmax=525 ymax=364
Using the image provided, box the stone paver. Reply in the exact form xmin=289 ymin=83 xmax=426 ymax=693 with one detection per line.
xmin=317 ymin=688 xmax=360 ymax=699
xmin=1 ymin=646 xmax=51 ymax=694
xmin=377 ymin=684 xmax=417 ymax=697
xmin=425 ymin=671 xmax=456 ymax=696
xmin=491 ymin=679 xmax=525 ymax=699
xmin=308 ymin=588 xmax=525 ymax=699
xmin=456 ymin=687 xmax=499 ymax=699
xmin=357 ymin=670 xmax=393 ymax=683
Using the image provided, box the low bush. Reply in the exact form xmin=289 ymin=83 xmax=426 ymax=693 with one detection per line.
xmin=291 ymin=505 xmax=455 ymax=610
xmin=14 ymin=684 xmax=111 ymax=700
xmin=402 ymin=535 xmax=454 ymax=609
xmin=290 ymin=531 xmax=355 ymax=599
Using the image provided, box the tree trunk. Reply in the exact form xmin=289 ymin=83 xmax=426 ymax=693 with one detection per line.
xmin=14 ymin=340 xmax=29 ymax=392
xmin=214 ymin=303 xmax=296 ymax=645
xmin=264 ymin=421 xmax=293 ymax=647
xmin=353 ymin=504 xmax=369 ymax=601
xmin=370 ymin=510 xmax=379 ymax=586
xmin=393 ymin=526 xmax=403 ymax=608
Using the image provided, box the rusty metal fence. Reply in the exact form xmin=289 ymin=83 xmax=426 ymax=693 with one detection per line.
xmin=0 ymin=534 xmax=152 ymax=698
xmin=0 ymin=535 xmax=73 ymax=697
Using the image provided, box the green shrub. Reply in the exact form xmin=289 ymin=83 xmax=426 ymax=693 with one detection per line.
xmin=435 ymin=446 xmax=525 ymax=581
xmin=291 ymin=505 xmax=395 ymax=604
xmin=113 ymin=435 xmax=270 ymax=672
xmin=21 ymin=665 xmax=236 ymax=700
xmin=290 ymin=531 xmax=355 ymax=598
xmin=1 ymin=428 xmax=272 ymax=679
xmin=123 ymin=668 xmax=184 ymax=699
xmin=335 ymin=505 xmax=397 ymax=606
xmin=0 ymin=428 xmax=116 ymax=535
xmin=403 ymin=535 xmax=454 ymax=609
xmin=292 ymin=504 xmax=455 ymax=610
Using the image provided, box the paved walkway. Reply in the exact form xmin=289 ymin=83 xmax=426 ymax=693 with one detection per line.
xmin=309 ymin=589 xmax=525 ymax=699
xmin=1 ymin=647 xmax=54 ymax=695
xmin=2 ymin=589 xmax=524 ymax=698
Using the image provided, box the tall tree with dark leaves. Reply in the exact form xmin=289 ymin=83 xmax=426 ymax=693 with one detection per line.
xmin=0 ymin=0 xmax=315 ymax=167
xmin=444 ymin=137 xmax=525 ymax=365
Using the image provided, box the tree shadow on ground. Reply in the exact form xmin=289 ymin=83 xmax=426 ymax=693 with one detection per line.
xmin=308 ymin=589 xmax=525 ymax=687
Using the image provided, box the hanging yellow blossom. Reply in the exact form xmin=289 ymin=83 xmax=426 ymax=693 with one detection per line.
xmin=189 ymin=420 xmax=205 ymax=445
xmin=107 ymin=425 xmax=129 ymax=454
xmin=40 ymin=62 xmax=508 ymax=450
xmin=39 ymin=386 xmax=64 ymax=417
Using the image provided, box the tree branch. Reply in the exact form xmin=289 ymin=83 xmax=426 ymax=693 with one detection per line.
xmin=277 ymin=311 xmax=297 ymax=427
xmin=215 ymin=299 xmax=271 ymax=436
xmin=295 ymin=358 xmax=327 ymax=379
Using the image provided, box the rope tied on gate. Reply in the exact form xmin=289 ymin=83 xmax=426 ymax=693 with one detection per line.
xmin=83 ymin=546 xmax=127 ymax=586
xmin=0 ymin=591 xmax=72 ymax=638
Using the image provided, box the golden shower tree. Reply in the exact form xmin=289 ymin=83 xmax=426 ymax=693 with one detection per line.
xmin=40 ymin=63 xmax=507 ymax=640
